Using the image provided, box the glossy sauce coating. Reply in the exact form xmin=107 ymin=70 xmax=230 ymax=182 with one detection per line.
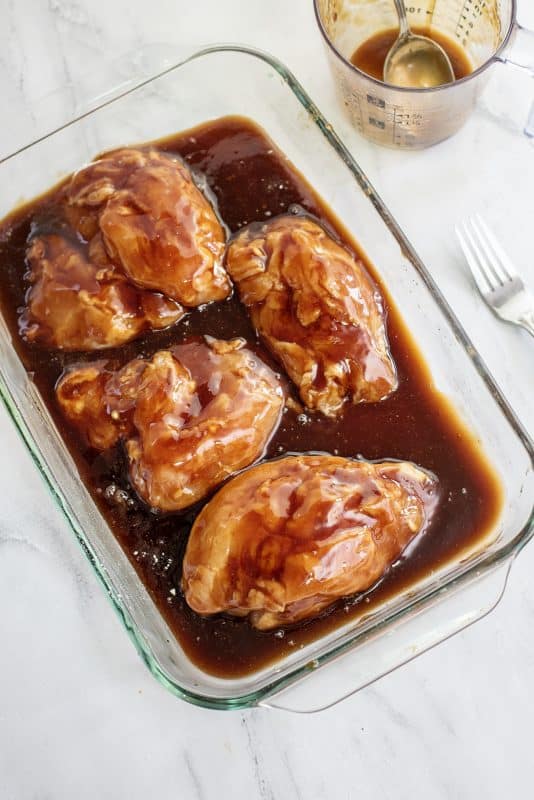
xmin=226 ymin=215 xmax=397 ymax=416
xmin=0 ymin=116 xmax=500 ymax=677
xmin=57 ymin=338 xmax=284 ymax=512
xmin=351 ymin=27 xmax=473 ymax=81
xmin=66 ymin=147 xmax=230 ymax=305
xmin=21 ymin=232 xmax=184 ymax=349
xmin=183 ymin=455 xmax=439 ymax=629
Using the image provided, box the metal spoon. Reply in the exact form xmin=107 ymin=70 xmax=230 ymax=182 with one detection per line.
xmin=384 ymin=0 xmax=455 ymax=88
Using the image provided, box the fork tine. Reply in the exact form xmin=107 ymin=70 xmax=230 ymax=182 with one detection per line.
xmin=467 ymin=217 xmax=505 ymax=288
xmin=473 ymin=214 xmax=517 ymax=283
xmin=456 ymin=223 xmax=493 ymax=294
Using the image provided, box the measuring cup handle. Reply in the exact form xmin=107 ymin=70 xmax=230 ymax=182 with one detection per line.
xmin=497 ymin=22 xmax=534 ymax=76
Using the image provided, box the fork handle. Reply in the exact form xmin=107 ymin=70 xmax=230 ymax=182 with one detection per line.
xmin=519 ymin=310 xmax=534 ymax=338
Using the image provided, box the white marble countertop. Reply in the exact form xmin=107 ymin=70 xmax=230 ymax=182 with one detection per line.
xmin=1 ymin=1 xmax=534 ymax=797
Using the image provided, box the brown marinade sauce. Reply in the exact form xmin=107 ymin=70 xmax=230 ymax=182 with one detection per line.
xmin=0 ymin=116 xmax=501 ymax=677
xmin=351 ymin=26 xmax=473 ymax=82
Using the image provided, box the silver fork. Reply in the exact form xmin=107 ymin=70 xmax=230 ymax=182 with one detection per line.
xmin=456 ymin=214 xmax=534 ymax=339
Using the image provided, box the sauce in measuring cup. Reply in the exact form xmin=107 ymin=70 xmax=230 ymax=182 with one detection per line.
xmin=351 ymin=26 xmax=473 ymax=82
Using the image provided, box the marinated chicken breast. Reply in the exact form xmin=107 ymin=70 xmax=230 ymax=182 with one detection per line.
xmin=20 ymin=234 xmax=184 ymax=350
xmin=66 ymin=147 xmax=231 ymax=305
xmin=226 ymin=215 xmax=397 ymax=417
xmin=183 ymin=455 xmax=438 ymax=629
xmin=56 ymin=338 xmax=284 ymax=511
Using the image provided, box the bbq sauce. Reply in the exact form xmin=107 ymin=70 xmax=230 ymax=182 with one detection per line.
xmin=0 ymin=116 xmax=501 ymax=677
xmin=351 ymin=27 xmax=473 ymax=81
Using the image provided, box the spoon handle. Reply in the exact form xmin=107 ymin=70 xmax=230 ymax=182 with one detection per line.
xmin=392 ymin=0 xmax=410 ymax=38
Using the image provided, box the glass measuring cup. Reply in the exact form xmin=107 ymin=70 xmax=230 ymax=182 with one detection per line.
xmin=314 ymin=0 xmax=534 ymax=148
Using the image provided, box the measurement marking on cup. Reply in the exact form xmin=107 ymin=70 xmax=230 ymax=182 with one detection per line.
xmin=405 ymin=6 xmax=434 ymax=15
xmin=345 ymin=85 xmax=365 ymax=132
xmin=367 ymin=94 xmax=385 ymax=109
xmin=455 ymin=0 xmax=486 ymax=45
xmin=340 ymin=66 xmax=366 ymax=134
xmin=368 ymin=116 xmax=385 ymax=130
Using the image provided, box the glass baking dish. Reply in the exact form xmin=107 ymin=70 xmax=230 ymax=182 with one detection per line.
xmin=0 ymin=45 xmax=532 ymax=712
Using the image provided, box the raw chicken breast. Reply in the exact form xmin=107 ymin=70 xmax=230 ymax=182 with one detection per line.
xmin=20 ymin=234 xmax=184 ymax=350
xmin=226 ymin=215 xmax=397 ymax=416
xmin=182 ymin=454 xmax=438 ymax=629
xmin=56 ymin=338 xmax=284 ymax=511
xmin=66 ymin=147 xmax=230 ymax=305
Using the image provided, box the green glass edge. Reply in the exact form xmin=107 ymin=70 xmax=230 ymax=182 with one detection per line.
xmin=1 ymin=44 xmax=533 ymax=711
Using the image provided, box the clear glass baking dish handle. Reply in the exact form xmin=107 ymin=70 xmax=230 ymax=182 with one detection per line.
xmin=260 ymin=559 xmax=514 ymax=713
